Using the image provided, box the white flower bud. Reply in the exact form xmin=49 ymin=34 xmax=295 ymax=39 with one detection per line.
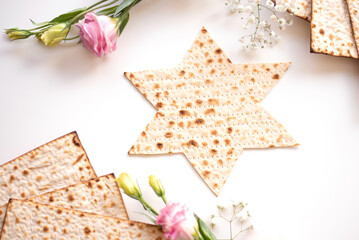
xmin=257 ymin=31 xmax=264 ymax=39
xmin=229 ymin=6 xmax=237 ymax=13
xmin=238 ymin=207 xmax=250 ymax=222
xmin=248 ymin=15 xmax=256 ymax=24
xmin=259 ymin=21 xmax=267 ymax=28
xmin=275 ymin=5 xmax=285 ymax=12
xmin=278 ymin=18 xmax=286 ymax=26
xmin=237 ymin=4 xmax=244 ymax=12
xmin=244 ymin=5 xmax=252 ymax=13
xmin=270 ymin=14 xmax=277 ymax=21
xmin=266 ymin=0 xmax=275 ymax=7
xmin=283 ymin=2 xmax=291 ymax=10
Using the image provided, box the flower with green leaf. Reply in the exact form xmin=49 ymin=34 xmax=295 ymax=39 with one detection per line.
xmin=38 ymin=23 xmax=69 ymax=46
xmin=116 ymin=173 xmax=142 ymax=199
xmin=149 ymin=175 xmax=167 ymax=203
xmin=116 ymin=172 xmax=217 ymax=240
xmin=6 ymin=29 xmax=30 ymax=40
xmin=5 ymin=0 xmax=141 ymax=56
xmin=116 ymin=173 xmax=159 ymax=217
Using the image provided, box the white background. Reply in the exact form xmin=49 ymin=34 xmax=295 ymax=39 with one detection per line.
xmin=0 ymin=0 xmax=359 ymax=239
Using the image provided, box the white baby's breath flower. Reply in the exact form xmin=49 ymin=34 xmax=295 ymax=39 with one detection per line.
xmin=257 ymin=31 xmax=265 ymax=39
xmin=236 ymin=4 xmax=244 ymax=12
xmin=278 ymin=18 xmax=286 ymax=26
xmin=209 ymin=216 xmax=218 ymax=227
xmin=286 ymin=19 xmax=293 ymax=26
xmin=209 ymin=200 xmax=254 ymax=238
xmin=266 ymin=0 xmax=275 ymax=7
xmin=274 ymin=4 xmax=285 ymax=12
xmin=259 ymin=21 xmax=267 ymax=28
xmin=244 ymin=5 xmax=252 ymax=13
xmin=248 ymin=15 xmax=256 ymax=24
xmin=229 ymin=7 xmax=237 ymax=13
xmin=270 ymin=14 xmax=277 ymax=21
xmin=238 ymin=207 xmax=250 ymax=222
xmin=249 ymin=44 xmax=257 ymax=50
xmin=225 ymin=0 xmax=294 ymax=49
xmin=283 ymin=2 xmax=291 ymax=10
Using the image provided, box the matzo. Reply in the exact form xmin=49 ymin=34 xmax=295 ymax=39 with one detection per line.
xmin=0 ymin=132 xmax=96 ymax=214
xmin=125 ymin=27 xmax=298 ymax=196
xmin=311 ymin=0 xmax=358 ymax=58
xmin=346 ymin=0 xmax=359 ymax=53
xmin=0 ymin=200 xmax=164 ymax=240
xmin=0 ymin=174 xmax=129 ymax=226
xmin=286 ymin=0 xmax=312 ymax=20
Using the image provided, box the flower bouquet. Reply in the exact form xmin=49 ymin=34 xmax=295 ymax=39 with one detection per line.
xmin=5 ymin=0 xmax=141 ymax=57
xmin=116 ymin=173 xmax=217 ymax=240
xmin=225 ymin=0 xmax=295 ymax=49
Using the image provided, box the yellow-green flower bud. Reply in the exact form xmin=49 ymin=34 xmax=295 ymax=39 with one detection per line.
xmin=7 ymin=29 xmax=30 ymax=40
xmin=115 ymin=173 xmax=142 ymax=199
xmin=39 ymin=23 xmax=69 ymax=47
xmin=149 ymin=175 xmax=165 ymax=198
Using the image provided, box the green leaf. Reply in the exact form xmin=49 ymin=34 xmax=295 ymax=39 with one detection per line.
xmin=29 ymin=19 xmax=50 ymax=26
xmin=117 ymin=12 xmax=130 ymax=36
xmin=133 ymin=211 xmax=157 ymax=224
xmin=114 ymin=0 xmax=136 ymax=16
xmin=50 ymin=8 xmax=86 ymax=23
xmin=196 ymin=215 xmax=217 ymax=240
xmin=96 ymin=6 xmax=118 ymax=16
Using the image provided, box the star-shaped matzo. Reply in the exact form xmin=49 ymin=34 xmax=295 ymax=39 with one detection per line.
xmin=125 ymin=27 xmax=298 ymax=196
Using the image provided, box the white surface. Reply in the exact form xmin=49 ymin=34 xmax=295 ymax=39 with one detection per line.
xmin=0 ymin=0 xmax=359 ymax=239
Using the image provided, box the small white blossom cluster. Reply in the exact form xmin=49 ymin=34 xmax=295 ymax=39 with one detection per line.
xmin=209 ymin=201 xmax=253 ymax=240
xmin=225 ymin=0 xmax=295 ymax=49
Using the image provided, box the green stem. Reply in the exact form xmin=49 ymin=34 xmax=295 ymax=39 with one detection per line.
xmin=140 ymin=198 xmax=159 ymax=216
xmin=161 ymin=195 xmax=167 ymax=204
xmin=232 ymin=226 xmax=252 ymax=239
xmin=28 ymin=24 xmax=51 ymax=31
xmin=29 ymin=28 xmax=50 ymax=35
xmin=64 ymin=35 xmax=80 ymax=40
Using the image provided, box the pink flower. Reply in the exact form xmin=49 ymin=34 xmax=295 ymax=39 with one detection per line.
xmin=76 ymin=12 xmax=118 ymax=57
xmin=156 ymin=202 xmax=196 ymax=240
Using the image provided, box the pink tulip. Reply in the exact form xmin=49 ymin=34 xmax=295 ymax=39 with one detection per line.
xmin=76 ymin=12 xmax=118 ymax=57
xmin=156 ymin=202 xmax=196 ymax=240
